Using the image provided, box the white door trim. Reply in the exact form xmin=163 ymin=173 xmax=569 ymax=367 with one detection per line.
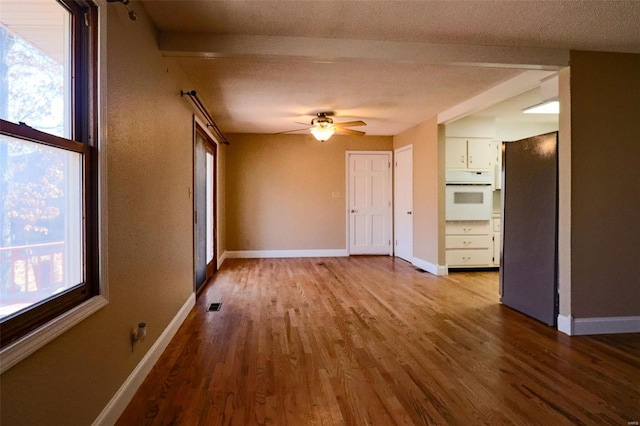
xmin=345 ymin=151 xmax=393 ymax=256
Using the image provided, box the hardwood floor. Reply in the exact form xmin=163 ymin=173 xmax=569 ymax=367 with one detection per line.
xmin=117 ymin=257 xmax=640 ymax=425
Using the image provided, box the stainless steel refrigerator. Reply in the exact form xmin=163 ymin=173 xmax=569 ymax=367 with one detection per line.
xmin=500 ymin=132 xmax=558 ymax=326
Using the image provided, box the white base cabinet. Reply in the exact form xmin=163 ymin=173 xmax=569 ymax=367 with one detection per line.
xmin=446 ymin=249 xmax=493 ymax=267
xmin=492 ymin=215 xmax=501 ymax=267
xmin=446 ymin=219 xmax=500 ymax=268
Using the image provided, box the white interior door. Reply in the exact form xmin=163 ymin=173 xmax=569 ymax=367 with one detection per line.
xmin=394 ymin=146 xmax=413 ymax=262
xmin=348 ymin=152 xmax=392 ymax=255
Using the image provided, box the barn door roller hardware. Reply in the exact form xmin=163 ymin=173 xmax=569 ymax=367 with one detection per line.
xmin=106 ymin=0 xmax=137 ymax=21
xmin=181 ymin=90 xmax=230 ymax=145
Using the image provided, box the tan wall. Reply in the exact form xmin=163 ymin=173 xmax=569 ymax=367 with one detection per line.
xmin=570 ymin=51 xmax=640 ymax=318
xmin=1 ymin=5 xmax=200 ymax=425
xmin=393 ymin=116 xmax=444 ymax=267
xmin=225 ymin=133 xmax=393 ymax=251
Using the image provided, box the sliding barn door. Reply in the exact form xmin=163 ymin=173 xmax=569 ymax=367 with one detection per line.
xmin=194 ymin=125 xmax=217 ymax=293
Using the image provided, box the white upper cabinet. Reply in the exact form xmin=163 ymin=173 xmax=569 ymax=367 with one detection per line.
xmin=445 ymin=138 xmax=468 ymax=169
xmin=467 ymin=139 xmax=493 ymax=169
xmin=445 ymin=138 xmax=493 ymax=170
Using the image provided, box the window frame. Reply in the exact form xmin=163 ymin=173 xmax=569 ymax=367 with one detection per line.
xmin=0 ymin=0 xmax=101 ymax=359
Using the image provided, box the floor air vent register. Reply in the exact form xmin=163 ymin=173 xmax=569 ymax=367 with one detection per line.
xmin=207 ymin=303 xmax=222 ymax=312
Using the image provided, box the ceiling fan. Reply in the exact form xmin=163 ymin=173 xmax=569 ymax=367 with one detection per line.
xmin=278 ymin=112 xmax=367 ymax=142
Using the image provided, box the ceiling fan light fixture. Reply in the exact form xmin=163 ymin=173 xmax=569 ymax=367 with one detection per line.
xmin=310 ymin=123 xmax=335 ymax=142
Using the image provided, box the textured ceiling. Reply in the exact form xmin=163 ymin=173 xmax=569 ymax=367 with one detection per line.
xmin=139 ymin=0 xmax=640 ymax=136
xmin=176 ymin=57 xmax=522 ymax=135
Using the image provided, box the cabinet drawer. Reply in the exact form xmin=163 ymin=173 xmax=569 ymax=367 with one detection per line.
xmin=446 ymin=235 xmax=492 ymax=249
xmin=446 ymin=221 xmax=492 ymax=235
xmin=493 ymin=217 xmax=501 ymax=232
xmin=446 ymin=249 xmax=493 ymax=267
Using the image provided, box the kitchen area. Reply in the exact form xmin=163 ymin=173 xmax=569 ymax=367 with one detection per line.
xmin=443 ymin=75 xmax=562 ymax=325
xmin=444 ymin=77 xmax=560 ymax=272
xmin=444 ymin=139 xmax=502 ymax=269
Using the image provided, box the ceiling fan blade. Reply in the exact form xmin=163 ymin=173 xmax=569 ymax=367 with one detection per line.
xmin=335 ymin=120 xmax=366 ymax=127
xmin=335 ymin=128 xmax=365 ymax=136
xmin=274 ymin=128 xmax=309 ymax=135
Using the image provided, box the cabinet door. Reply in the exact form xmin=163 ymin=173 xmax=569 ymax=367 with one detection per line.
xmin=493 ymin=232 xmax=501 ymax=266
xmin=445 ymin=138 xmax=468 ymax=169
xmin=467 ymin=139 xmax=493 ymax=169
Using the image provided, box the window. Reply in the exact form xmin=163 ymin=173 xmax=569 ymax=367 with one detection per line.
xmin=0 ymin=0 xmax=98 ymax=349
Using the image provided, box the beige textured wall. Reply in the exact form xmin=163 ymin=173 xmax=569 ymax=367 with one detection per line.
xmin=225 ymin=133 xmax=393 ymax=251
xmin=569 ymin=51 xmax=640 ymax=318
xmin=1 ymin=5 xmax=199 ymax=425
xmin=437 ymin=124 xmax=446 ymax=265
xmin=393 ymin=116 xmax=444 ymax=267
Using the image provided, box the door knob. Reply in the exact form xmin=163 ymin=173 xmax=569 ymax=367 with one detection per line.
xmin=351 ymin=209 xmax=357 ymax=213
xmin=407 ymin=211 xmax=412 ymax=215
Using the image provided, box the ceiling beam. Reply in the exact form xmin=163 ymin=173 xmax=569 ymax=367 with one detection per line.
xmin=158 ymin=33 xmax=569 ymax=70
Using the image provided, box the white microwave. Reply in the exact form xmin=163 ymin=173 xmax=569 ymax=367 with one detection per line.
xmin=445 ymin=184 xmax=493 ymax=221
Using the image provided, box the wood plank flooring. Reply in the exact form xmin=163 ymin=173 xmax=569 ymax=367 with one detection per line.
xmin=117 ymin=257 xmax=640 ymax=425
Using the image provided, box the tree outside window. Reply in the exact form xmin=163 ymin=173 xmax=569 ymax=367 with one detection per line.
xmin=0 ymin=0 xmax=98 ymax=348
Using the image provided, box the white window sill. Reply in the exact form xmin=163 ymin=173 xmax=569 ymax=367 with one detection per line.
xmin=0 ymin=295 xmax=108 ymax=374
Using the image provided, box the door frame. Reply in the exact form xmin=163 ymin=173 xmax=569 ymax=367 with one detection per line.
xmin=192 ymin=117 xmax=220 ymax=295
xmin=394 ymin=144 xmax=413 ymax=261
xmin=345 ymin=151 xmax=393 ymax=256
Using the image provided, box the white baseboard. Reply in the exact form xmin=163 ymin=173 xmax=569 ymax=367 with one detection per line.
xmin=93 ymin=293 xmax=196 ymax=426
xmin=225 ymin=249 xmax=349 ymax=259
xmin=557 ymin=314 xmax=573 ymax=335
xmin=217 ymin=250 xmax=228 ymax=268
xmin=557 ymin=314 xmax=640 ymax=336
xmin=412 ymin=257 xmax=448 ymax=276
